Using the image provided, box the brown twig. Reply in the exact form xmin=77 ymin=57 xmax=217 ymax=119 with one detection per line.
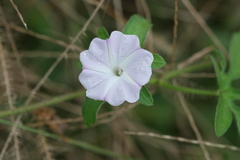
xmin=181 ymin=0 xmax=228 ymax=57
xmin=9 ymin=0 xmax=27 ymax=29
xmin=178 ymin=46 xmax=215 ymax=69
xmin=5 ymin=23 xmax=82 ymax=52
xmin=84 ymin=0 xmax=126 ymax=26
xmin=174 ymin=80 xmax=211 ymax=160
xmin=113 ymin=0 xmax=124 ymax=30
xmin=125 ymin=131 xmax=240 ymax=152
xmin=8 ymin=51 xmax=78 ymax=59
xmin=139 ymin=0 xmax=153 ymax=52
xmin=50 ymin=0 xmax=98 ymax=33
xmin=171 ymin=0 xmax=179 ymax=65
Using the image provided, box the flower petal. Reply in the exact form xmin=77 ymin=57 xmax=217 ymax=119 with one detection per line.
xmin=124 ymin=66 xmax=152 ymax=86
xmin=119 ymin=49 xmax=153 ymax=69
xmin=108 ymin=31 xmax=140 ymax=65
xmin=119 ymin=49 xmax=153 ymax=86
xmin=104 ymin=79 xmax=125 ymax=106
xmin=120 ymin=72 xmax=141 ymax=103
xmin=88 ymin=38 xmax=110 ymax=66
xmin=79 ymin=69 xmax=111 ymax=90
xmin=80 ymin=50 xmax=113 ymax=75
xmin=86 ymin=76 xmax=119 ymax=102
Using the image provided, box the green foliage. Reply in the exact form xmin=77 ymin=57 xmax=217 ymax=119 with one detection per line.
xmin=78 ymin=62 xmax=82 ymax=70
xmin=98 ymin=27 xmax=110 ymax=39
xmin=229 ymin=32 xmax=240 ymax=77
xmin=151 ymin=53 xmax=166 ymax=69
xmin=212 ymin=32 xmax=240 ymax=136
xmin=214 ymin=95 xmax=233 ymax=137
xmin=82 ymin=97 xmax=104 ymax=127
xmin=122 ymin=14 xmax=152 ymax=48
xmin=138 ymin=86 xmax=154 ymax=106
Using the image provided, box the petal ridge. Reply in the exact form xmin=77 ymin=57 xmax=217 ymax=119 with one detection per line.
xmin=104 ymin=79 xmax=125 ymax=106
xmin=120 ymin=76 xmax=141 ymax=103
xmin=79 ymin=70 xmax=111 ymax=90
xmin=88 ymin=38 xmax=111 ymax=67
xmin=86 ymin=76 xmax=118 ymax=101
xmin=121 ymin=71 xmax=141 ymax=87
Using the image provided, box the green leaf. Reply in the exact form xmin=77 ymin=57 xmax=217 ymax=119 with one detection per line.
xmin=231 ymin=106 xmax=240 ymax=134
xmin=214 ymin=50 xmax=227 ymax=72
xmin=98 ymin=27 xmax=110 ymax=39
xmin=210 ymin=55 xmax=227 ymax=87
xmin=138 ymin=86 xmax=154 ymax=106
xmin=151 ymin=53 xmax=166 ymax=69
xmin=210 ymin=56 xmax=221 ymax=78
xmin=215 ymin=95 xmax=233 ymax=137
xmin=211 ymin=32 xmax=240 ymax=136
xmin=82 ymin=97 xmax=105 ymax=127
xmin=123 ymin=14 xmax=152 ymax=48
xmin=78 ymin=62 xmax=82 ymax=70
xmin=229 ymin=32 xmax=240 ymax=77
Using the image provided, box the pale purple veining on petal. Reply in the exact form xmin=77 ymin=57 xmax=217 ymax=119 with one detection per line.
xmin=88 ymin=38 xmax=110 ymax=67
xmin=85 ymin=76 xmax=119 ymax=102
xmin=79 ymin=31 xmax=153 ymax=106
xmin=119 ymin=49 xmax=153 ymax=86
xmin=104 ymin=79 xmax=125 ymax=106
xmin=120 ymin=72 xmax=141 ymax=102
xmin=80 ymin=50 xmax=113 ymax=75
xmin=108 ymin=31 xmax=141 ymax=65
xmin=79 ymin=69 xmax=111 ymax=90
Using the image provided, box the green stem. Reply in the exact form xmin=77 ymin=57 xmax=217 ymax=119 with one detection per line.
xmin=162 ymin=60 xmax=213 ymax=81
xmin=0 ymin=119 xmax=134 ymax=160
xmin=160 ymin=81 xmax=219 ymax=96
xmin=149 ymin=60 xmax=218 ymax=96
xmin=0 ymin=91 xmax=85 ymax=118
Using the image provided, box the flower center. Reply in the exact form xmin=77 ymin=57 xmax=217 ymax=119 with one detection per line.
xmin=115 ymin=68 xmax=123 ymax=76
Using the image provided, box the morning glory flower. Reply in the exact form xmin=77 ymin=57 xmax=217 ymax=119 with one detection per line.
xmin=79 ymin=31 xmax=153 ymax=106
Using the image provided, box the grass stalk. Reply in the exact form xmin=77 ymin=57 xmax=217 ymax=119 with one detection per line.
xmin=0 ymin=119 xmax=135 ymax=160
xmin=0 ymin=91 xmax=84 ymax=118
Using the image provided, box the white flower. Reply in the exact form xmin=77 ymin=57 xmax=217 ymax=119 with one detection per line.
xmin=79 ymin=31 xmax=153 ymax=106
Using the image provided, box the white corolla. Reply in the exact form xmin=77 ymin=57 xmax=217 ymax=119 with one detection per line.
xmin=79 ymin=31 xmax=153 ymax=106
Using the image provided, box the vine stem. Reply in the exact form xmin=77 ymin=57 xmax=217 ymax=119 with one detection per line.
xmin=0 ymin=119 xmax=134 ymax=160
xmin=150 ymin=60 xmax=218 ymax=96
xmin=0 ymin=91 xmax=84 ymax=118
xmin=160 ymin=81 xmax=219 ymax=96
xmin=162 ymin=60 xmax=213 ymax=81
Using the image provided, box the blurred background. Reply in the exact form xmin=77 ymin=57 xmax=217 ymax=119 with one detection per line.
xmin=1 ymin=0 xmax=240 ymax=159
